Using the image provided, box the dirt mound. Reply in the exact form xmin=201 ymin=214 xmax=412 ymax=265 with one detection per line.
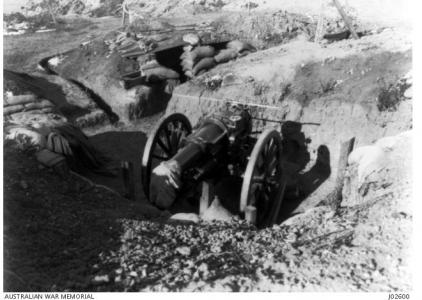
xmin=166 ymin=27 xmax=411 ymax=213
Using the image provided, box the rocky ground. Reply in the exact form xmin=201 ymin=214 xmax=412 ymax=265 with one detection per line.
xmin=3 ymin=132 xmax=412 ymax=291
xmin=2 ymin=0 xmax=413 ymax=293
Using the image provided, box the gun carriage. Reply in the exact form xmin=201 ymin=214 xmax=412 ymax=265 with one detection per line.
xmin=141 ymin=106 xmax=287 ymax=228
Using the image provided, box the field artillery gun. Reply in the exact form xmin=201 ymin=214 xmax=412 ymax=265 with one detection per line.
xmin=141 ymin=106 xmax=287 ymax=228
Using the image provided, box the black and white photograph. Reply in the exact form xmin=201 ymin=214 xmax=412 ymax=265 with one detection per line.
xmin=1 ymin=0 xmax=418 ymax=296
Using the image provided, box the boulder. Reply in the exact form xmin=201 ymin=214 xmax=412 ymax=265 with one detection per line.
xmin=341 ymin=131 xmax=411 ymax=207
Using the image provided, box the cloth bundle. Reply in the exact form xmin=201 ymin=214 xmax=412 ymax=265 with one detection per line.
xmin=149 ymin=160 xmax=182 ymax=209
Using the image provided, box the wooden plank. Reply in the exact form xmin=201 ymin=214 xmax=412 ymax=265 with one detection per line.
xmin=200 ymin=181 xmax=215 ymax=215
xmin=314 ymin=2 xmax=326 ymax=43
xmin=121 ymin=161 xmax=135 ymax=201
xmin=332 ymin=0 xmax=359 ymax=39
xmin=323 ymin=137 xmax=356 ymax=209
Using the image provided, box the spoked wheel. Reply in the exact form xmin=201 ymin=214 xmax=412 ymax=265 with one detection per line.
xmin=240 ymin=129 xmax=284 ymax=228
xmin=141 ymin=113 xmax=192 ymax=200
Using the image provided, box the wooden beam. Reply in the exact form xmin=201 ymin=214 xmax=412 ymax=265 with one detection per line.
xmin=332 ymin=0 xmax=359 ymax=39
xmin=323 ymin=137 xmax=356 ymax=209
xmin=200 ymin=180 xmax=215 ymax=215
xmin=121 ymin=161 xmax=135 ymax=201
xmin=314 ymin=1 xmax=326 ymax=43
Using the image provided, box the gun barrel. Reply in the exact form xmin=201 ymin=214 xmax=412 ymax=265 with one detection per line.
xmin=171 ymin=121 xmax=227 ymax=170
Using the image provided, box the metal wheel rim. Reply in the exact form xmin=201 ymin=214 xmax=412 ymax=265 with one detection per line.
xmin=141 ymin=113 xmax=192 ymax=199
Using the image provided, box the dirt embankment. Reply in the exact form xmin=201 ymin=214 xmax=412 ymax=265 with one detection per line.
xmin=3 ymin=0 xmax=413 ymax=292
xmin=166 ymin=27 xmax=412 ymax=211
xmin=46 ymin=7 xmax=331 ymax=124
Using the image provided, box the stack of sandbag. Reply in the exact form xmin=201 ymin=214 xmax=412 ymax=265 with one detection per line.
xmin=214 ymin=40 xmax=256 ymax=63
xmin=139 ymin=59 xmax=180 ymax=83
xmin=122 ymin=56 xmax=181 ymax=89
xmin=75 ymin=109 xmax=108 ymax=128
xmin=180 ymin=34 xmax=257 ymax=78
xmin=105 ymin=31 xmax=158 ymax=59
xmin=3 ymin=92 xmax=55 ymax=117
xmin=180 ymin=34 xmax=216 ymax=78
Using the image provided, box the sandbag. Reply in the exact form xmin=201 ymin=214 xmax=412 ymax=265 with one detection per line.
xmin=36 ymin=148 xmax=66 ymax=168
xmin=181 ymin=56 xmax=194 ymax=71
xmin=192 ymin=57 xmax=216 ymax=76
xmin=3 ymin=104 xmax=24 ymax=116
xmin=143 ymin=66 xmax=180 ymax=82
xmin=182 ymin=33 xmax=200 ymax=46
xmin=24 ymin=100 xmax=54 ymax=111
xmin=226 ymin=40 xmax=256 ymax=53
xmin=190 ymin=46 xmax=216 ymax=63
xmin=196 ymin=70 xmax=207 ymax=76
xmin=183 ymin=45 xmax=194 ymax=52
xmin=41 ymin=107 xmax=54 ymax=113
xmin=47 ymin=132 xmax=73 ymax=156
xmin=184 ymin=70 xmax=194 ymax=78
xmin=180 ymin=45 xmax=215 ymax=70
xmin=214 ymin=48 xmax=239 ymax=63
xmin=4 ymin=94 xmax=38 ymax=106
xmin=140 ymin=59 xmax=161 ymax=71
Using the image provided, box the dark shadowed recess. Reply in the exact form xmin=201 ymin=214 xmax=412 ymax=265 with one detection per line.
xmin=162 ymin=121 xmax=331 ymax=227
xmin=2 ymin=142 xmax=158 ymax=292
xmin=82 ymin=131 xmax=149 ymax=202
xmin=277 ymin=121 xmax=331 ymax=222
xmin=38 ymin=55 xmax=120 ymax=124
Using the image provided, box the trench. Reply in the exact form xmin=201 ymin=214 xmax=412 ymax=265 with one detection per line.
xmin=8 ymin=41 xmax=331 ymax=225
xmin=26 ymin=41 xmax=234 ymax=207
xmin=38 ymin=53 xmax=120 ymax=124
xmin=24 ymin=39 xmax=411 ymax=226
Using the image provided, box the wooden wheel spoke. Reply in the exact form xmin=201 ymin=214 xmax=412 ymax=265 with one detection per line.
xmin=174 ymin=130 xmax=183 ymax=146
xmin=163 ymin=128 xmax=173 ymax=154
xmin=175 ymin=127 xmax=189 ymax=147
xmin=152 ymin=153 xmax=168 ymax=160
xmin=240 ymin=129 xmax=284 ymax=227
xmin=267 ymin=163 xmax=280 ymax=180
xmin=252 ymin=174 xmax=265 ymax=184
xmin=142 ymin=113 xmax=192 ymax=200
xmin=156 ymin=136 xmax=171 ymax=154
xmin=269 ymin=143 xmax=278 ymax=159
xmin=257 ymin=153 xmax=266 ymax=172
xmin=266 ymin=177 xmax=280 ymax=187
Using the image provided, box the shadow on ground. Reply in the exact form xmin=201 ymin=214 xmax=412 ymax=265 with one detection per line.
xmin=79 ymin=131 xmax=148 ymax=202
xmin=3 ymin=142 xmax=161 ymax=291
xmin=278 ymin=121 xmax=331 ymax=222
